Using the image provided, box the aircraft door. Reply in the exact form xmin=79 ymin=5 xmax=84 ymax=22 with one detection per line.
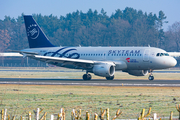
xmin=143 ymin=49 xmax=150 ymax=62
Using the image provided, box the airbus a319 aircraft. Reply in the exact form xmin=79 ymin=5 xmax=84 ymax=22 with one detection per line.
xmin=18 ymin=15 xmax=177 ymax=81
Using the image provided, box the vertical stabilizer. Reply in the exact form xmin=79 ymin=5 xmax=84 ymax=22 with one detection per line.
xmin=23 ymin=15 xmax=55 ymax=48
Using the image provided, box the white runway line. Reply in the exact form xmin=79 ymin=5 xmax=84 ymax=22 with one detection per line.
xmin=0 ymin=81 xmax=180 ymax=87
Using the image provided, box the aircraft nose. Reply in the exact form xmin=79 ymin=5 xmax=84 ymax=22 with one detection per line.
xmin=168 ymin=57 xmax=177 ymax=67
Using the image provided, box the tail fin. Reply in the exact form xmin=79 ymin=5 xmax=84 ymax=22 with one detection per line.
xmin=23 ymin=15 xmax=55 ymax=48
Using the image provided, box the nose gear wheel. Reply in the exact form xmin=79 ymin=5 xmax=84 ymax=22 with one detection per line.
xmin=148 ymin=69 xmax=154 ymax=81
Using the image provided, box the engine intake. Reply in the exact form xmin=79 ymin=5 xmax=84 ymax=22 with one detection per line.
xmin=93 ymin=63 xmax=115 ymax=77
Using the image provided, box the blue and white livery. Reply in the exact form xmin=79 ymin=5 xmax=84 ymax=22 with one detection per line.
xmin=19 ymin=15 xmax=177 ymax=80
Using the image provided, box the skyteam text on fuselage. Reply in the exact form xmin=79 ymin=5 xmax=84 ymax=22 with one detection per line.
xmin=19 ymin=15 xmax=177 ymax=81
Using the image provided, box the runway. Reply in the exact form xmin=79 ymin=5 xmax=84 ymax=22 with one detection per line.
xmin=0 ymin=78 xmax=180 ymax=87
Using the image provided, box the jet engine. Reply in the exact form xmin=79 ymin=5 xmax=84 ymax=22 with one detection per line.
xmin=124 ymin=70 xmax=148 ymax=76
xmin=92 ymin=63 xmax=115 ymax=77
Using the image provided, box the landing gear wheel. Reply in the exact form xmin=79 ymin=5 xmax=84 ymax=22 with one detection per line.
xmin=148 ymin=75 xmax=154 ymax=81
xmin=148 ymin=69 xmax=154 ymax=81
xmin=106 ymin=75 xmax=114 ymax=80
xmin=87 ymin=74 xmax=91 ymax=80
xmin=83 ymin=74 xmax=92 ymax=80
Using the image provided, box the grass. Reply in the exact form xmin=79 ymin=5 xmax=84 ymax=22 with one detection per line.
xmin=0 ymin=85 xmax=180 ymax=119
xmin=0 ymin=68 xmax=180 ymax=119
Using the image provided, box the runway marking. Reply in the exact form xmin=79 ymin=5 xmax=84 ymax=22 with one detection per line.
xmin=0 ymin=81 xmax=180 ymax=87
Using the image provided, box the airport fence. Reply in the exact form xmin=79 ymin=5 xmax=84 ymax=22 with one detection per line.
xmin=1 ymin=105 xmax=180 ymax=120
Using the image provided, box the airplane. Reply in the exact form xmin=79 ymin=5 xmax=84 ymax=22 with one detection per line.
xmin=17 ymin=15 xmax=177 ymax=81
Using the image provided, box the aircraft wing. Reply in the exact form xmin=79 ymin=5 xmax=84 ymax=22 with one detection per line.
xmin=35 ymin=55 xmax=94 ymax=64
xmin=34 ymin=55 xmax=116 ymax=69
xmin=34 ymin=55 xmax=95 ymax=69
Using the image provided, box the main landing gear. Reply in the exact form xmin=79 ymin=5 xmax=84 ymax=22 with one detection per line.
xmin=106 ymin=75 xmax=114 ymax=80
xmin=148 ymin=70 xmax=154 ymax=81
xmin=83 ymin=72 xmax=92 ymax=80
xmin=82 ymin=71 xmax=115 ymax=80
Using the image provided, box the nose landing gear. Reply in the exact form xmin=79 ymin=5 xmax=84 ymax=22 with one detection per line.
xmin=148 ymin=69 xmax=154 ymax=81
xmin=148 ymin=75 xmax=154 ymax=81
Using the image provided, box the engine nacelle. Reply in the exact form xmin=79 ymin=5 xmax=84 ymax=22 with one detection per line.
xmin=93 ymin=63 xmax=115 ymax=77
xmin=124 ymin=70 xmax=148 ymax=76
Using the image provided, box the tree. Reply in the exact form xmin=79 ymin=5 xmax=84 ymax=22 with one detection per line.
xmin=157 ymin=11 xmax=168 ymax=48
xmin=108 ymin=18 xmax=131 ymax=46
xmin=132 ymin=18 xmax=158 ymax=47
xmin=123 ymin=7 xmax=138 ymax=24
xmin=101 ymin=8 xmax=107 ymax=16
xmin=111 ymin=9 xmax=123 ymax=19
xmin=167 ymin=22 xmax=180 ymax=52
xmin=158 ymin=11 xmax=168 ymax=28
xmin=0 ymin=29 xmax=11 ymax=52
xmin=0 ymin=8 xmax=167 ymax=50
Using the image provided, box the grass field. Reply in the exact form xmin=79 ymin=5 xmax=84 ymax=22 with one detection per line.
xmin=0 ymin=68 xmax=180 ymax=119
xmin=0 ymin=85 xmax=180 ymax=119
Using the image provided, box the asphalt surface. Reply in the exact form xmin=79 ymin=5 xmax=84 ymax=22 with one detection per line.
xmin=0 ymin=78 xmax=180 ymax=87
xmin=0 ymin=69 xmax=180 ymax=73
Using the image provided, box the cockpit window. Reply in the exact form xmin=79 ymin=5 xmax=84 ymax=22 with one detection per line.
xmin=156 ymin=53 xmax=160 ymax=56
xmin=164 ymin=53 xmax=169 ymax=56
xmin=156 ymin=53 xmax=169 ymax=57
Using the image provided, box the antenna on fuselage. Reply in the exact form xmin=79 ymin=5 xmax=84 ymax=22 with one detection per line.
xmin=148 ymin=44 xmax=151 ymax=47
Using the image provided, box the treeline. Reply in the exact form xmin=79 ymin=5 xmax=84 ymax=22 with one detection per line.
xmin=0 ymin=7 xmax=180 ymax=52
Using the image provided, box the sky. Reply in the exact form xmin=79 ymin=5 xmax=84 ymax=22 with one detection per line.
xmin=0 ymin=0 xmax=180 ymax=31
